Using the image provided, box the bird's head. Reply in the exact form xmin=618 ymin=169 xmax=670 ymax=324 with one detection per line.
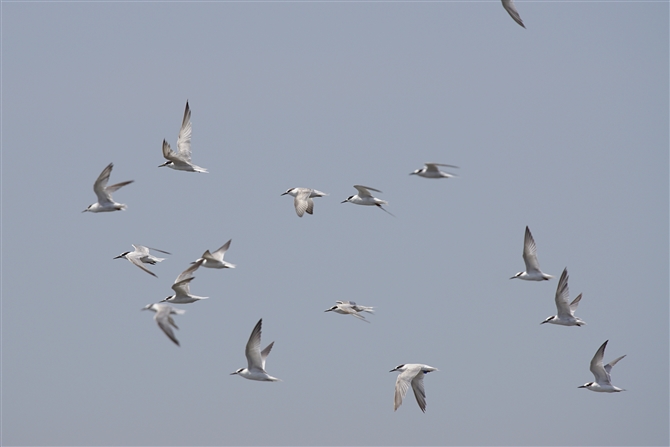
xmin=540 ymin=316 xmax=555 ymax=325
xmin=114 ymin=252 xmax=130 ymax=260
xmin=578 ymin=382 xmax=594 ymax=389
xmin=389 ymin=364 xmax=405 ymax=373
xmin=230 ymin=368 xmax=244 ymax=376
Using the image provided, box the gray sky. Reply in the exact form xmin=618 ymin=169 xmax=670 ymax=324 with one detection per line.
xmin=2 ymin=1 xmax=668 ymax=445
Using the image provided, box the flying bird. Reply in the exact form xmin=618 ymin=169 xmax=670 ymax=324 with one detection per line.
xmin=281 ymin=187 xmax=328 ymax=217
xmin=341 ymin=185 xmax=394 ymax=216
xmin=194 ymin=239 xmax=236 ymax=269
xmin=114 ymin=244 xmax=170 ymax=277
xmin=390 ymin=364 xmax=438 ymax=412
xmin=82 ymin=163 xmax=133 ymax=213
xmin=502 ymin=0 xmax=525 ymax=28
xmin=141 ymin=303 xmax=185 ymax=346
xmin=160 ymin=259 xmax=208 ymax=304
xmin=510 ymin=226 xmax=553 ymax=281
xmin=231 ymin=318 xmax=281 ymax=382
xmin=324 ymin=300 xmax=374 ymax=323
xmin=541 ymin=267 xmax=586 ymax=326
xmin=410 ymin=163 xmax=459 ymax=179
xmin=579 ymin=340 xmax=626 ymax=392
xmin=159 ymin=101 xmax=208 ymax=173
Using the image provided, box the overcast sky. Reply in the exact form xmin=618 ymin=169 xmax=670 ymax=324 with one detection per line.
xmin=2 ymin=1 xmax=668 ymax=446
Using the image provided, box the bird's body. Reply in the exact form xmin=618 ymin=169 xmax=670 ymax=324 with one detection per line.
xmin=510 ymin=226 xmax=553 ymax=281
xmin=325 ymin=300 xmax=374 ymax=323
xmin=83 ymin=163 xmax=133 ymax=213
xmin=341 ymin=185 xmax=394 ymax=216
xmin=231 ymin=318 xmax=281 ymax=382
xmin=159 ymin=101 xmax=208 ymax=173
xmin=141 ymin=303 xmax=185 ymax=346
xmin=410 ymin=163 xmax=459 ymax=179
xmin=114 ymin=244 xmax=170 ymax=277
xmin=579 ymin=340 xmax=626 ymax=392
xmin=390 ymin=364 xmax=437 ymax=412
xmin=340 ymin=300 xmax=374 ymax=314
xmin=502 ymin=0 xmax=525 ymax=28
xmin=195 ymin=239 xmax=236 ymax=269
xmin=160 ymin=259 xmax=208 ymax=304
xmin=541 ymin=268 xmax=586 ymax=326
xmin=281 ymin=187 xmax=328 ymax=217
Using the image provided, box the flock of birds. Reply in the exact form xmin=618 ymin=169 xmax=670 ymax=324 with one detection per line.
xmin=82 ymin=98 xmax=626 ymax=414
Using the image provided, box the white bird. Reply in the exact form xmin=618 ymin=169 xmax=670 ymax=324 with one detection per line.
xmin=160 ymin=259 xmax=208 ymax=304
xmin=194 ymin=239 xmax=236 ymax=269
xmin=324 ymin=300 xmax=374 ymax=323
xmin=82 ymin=163 xmax=134 ymax=213
xmin=281 ymin=187 xmax=328 ymax=217
xmin=410 ymin=163 xmax=459 ymax=179
xmin=341 ymin=185 xmax=394 ymax=216
xmin=579 ymin=340 xmax=626 ymax=392
xmin=541 ymin=268 xmax=586 ymax=326
xmin=159 ymin=101 xmax=208 ymax=173
xmin=502 ymin=0 xmax=525 ymax=28
xmin=340 ymin=300 xmax=374 ymax=314
xmin=114 ymin=244 xmax=171 ymax=278
xmin=231 ymin=318 xmax=281 ymax=382
xmin=390 ymin=364 xmax=438 ymax=412
xmin=141 ymin=303 xmax=185 ymax=346
xmin=510 ymin=226 xmax=553 ymax=281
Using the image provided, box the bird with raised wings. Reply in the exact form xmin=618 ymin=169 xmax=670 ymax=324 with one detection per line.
xmin=159 ymin=101 xmax=208 ymax=173
xmin=160 ymin=259 xmax=208 ymax=304
xmin=231 ymin=318 xmax=281 ymax=382
xmin=579 ymin=341 xmax=626 ymax=393
xmin=541 ymin=267 xmax=586 ymax=326
xmin=82 ymin=163 xmax=134 ymax=213
xmin=510 ymin=226 xmax=553 ymax=281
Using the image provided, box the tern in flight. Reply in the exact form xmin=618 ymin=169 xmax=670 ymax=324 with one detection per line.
xmin=159 ymin=101 xmax=208 ymax=173
xmin=510 ymin=226 xmax=553 ymax=281
xmin=231 ymin=318 xmax=281 ymax=382
xmin=82 ymin=163 xmax=133 ymax=213
xmin=390 ymin=364 xmax=438 ymax=413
